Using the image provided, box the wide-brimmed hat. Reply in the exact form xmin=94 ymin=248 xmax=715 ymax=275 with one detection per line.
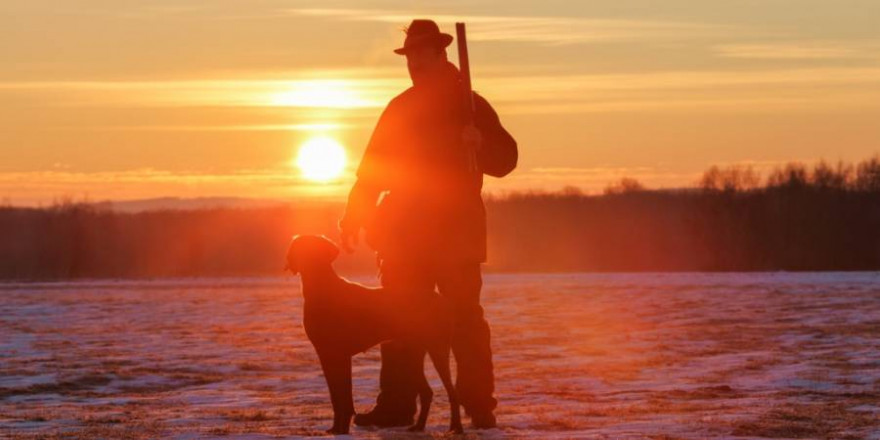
xmin=393 ymin=19 xmax=454 ymax=55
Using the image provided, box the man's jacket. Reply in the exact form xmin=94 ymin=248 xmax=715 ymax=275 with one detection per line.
xmin=340 ymin=61 xmax=517 ymax=263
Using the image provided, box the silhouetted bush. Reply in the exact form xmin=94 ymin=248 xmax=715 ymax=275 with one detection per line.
xmin=699 ymin=165 xmax=761 ymax=192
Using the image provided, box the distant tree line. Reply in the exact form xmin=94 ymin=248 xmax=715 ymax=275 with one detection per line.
xmin=488 ymin=156 xmax=880 ymax=271
xmin=0 ymin=201 xmax=359 ymax=280
xmin=1 ymin=156 xmax=878 ymax=280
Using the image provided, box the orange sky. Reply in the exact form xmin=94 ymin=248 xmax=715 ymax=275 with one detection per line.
xmin=2 ymin=1 xmax=879 ymax=205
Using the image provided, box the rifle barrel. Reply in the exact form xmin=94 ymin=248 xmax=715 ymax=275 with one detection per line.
xmin=455 ymin=22 xmax=474 ymax=121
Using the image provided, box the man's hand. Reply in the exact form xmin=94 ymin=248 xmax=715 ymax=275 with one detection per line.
xmin=340 ymin=227 xmax=359 ymax=254
xmin=462 ymin=124 xmax=482 ymax=173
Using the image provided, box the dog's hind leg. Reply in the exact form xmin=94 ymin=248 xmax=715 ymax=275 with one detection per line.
xmin=408 ymin=358 xmax=433 ymax=432
xmin=428 ymin=345 xmax=464 ymax=434
xmin=317 ymin=351 xmax=355 ymax=434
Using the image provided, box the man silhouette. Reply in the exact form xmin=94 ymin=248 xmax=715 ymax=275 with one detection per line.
xmin=339 ymin=19 xmax=517 ymax=429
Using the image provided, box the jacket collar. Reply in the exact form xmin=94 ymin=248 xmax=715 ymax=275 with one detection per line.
xmin=412 ymin=61 xmax=461 ymax=91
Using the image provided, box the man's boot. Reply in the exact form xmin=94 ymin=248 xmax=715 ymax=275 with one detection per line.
xmin=469 ymin=410 xmax=497 ymax=429
xmin=354 ymin=342 xmax=419 ymax=427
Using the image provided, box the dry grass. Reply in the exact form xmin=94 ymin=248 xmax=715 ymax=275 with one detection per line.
xmin=731 ymin=403 xmax=877 ymax=439
xmin=222 ymin=409 xmax=275 ymax=422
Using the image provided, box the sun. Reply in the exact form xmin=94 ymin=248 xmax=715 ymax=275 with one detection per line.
xmin=295 ymin=136 xmax=347 ymax=182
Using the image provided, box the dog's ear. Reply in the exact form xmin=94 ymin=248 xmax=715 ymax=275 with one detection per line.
xmin=284 ymin=235 xmax=300 ymax=275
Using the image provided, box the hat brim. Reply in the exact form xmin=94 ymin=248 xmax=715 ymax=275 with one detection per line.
xmin=393 ymin=33 xmax=454 ymax=55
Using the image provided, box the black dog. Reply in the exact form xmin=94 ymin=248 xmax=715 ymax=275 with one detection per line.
xmin=285 ymin=235 xmax=463 ymax=434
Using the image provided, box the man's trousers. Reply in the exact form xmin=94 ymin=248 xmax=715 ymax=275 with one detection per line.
xmin=372 ymin=259 xmax=497 ymax=418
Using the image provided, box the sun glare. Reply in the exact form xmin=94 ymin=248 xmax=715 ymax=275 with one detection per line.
xmin=271 ymin=80 xmax=368 ymax=108
xmin=295 ymin=136 xmax=347 ymax=182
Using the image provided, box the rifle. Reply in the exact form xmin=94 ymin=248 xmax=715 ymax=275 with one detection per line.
xmin=455 ymin=22 xmax=479 ymax=174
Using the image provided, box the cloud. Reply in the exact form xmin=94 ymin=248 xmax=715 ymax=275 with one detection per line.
xmin=714 ymin=42 xmax=874 ymax=60
xmin=0 ymin=165 xmax=703 ymax=206
xmin=0 ymin=168 xmax=356 ymax=206
xmin=46 ymin=123 xmax=362 ymax=132
xmin=481 ymin=67 xmax=880 ymax=114
xmin=482 ymin=166 xmax=701 ymax=194
xmin=0 ymin=74 xmax=407 ymax=109
xmin=4 ymin=66 xmax=880 ymax=118
xmin=484 ymin=67 xmax=880 ymax=94
xmin=289 ymin=8 xmax=731 ymax=45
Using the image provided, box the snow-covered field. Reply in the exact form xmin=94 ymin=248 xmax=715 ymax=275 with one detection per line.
xmin=1 ymin=273 xmax=879 ymax=439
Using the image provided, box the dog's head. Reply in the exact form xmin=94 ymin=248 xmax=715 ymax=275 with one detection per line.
xmin=284 ymin=234 xmax=340 ymax=275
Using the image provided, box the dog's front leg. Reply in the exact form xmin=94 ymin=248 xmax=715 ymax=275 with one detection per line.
xmin=317 ymin=350 xmax=355 ymax=434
